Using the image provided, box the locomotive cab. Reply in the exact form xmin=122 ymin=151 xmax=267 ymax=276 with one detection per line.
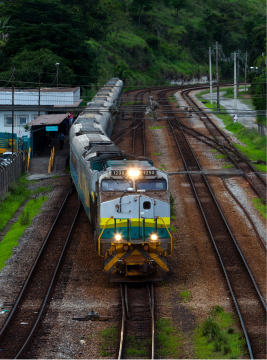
xmin=97 ymin=160 xmax=172 ymax=281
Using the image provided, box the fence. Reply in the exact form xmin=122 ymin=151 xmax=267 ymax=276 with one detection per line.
xmin=258 ymin=124 xmax=267 ymax=136
xmin=0 ymin=152 xmax=25 ymax=200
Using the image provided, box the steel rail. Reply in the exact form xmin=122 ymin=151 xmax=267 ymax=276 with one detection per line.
xmin=118 ymin=284 xmax=126 ymax=360
xmin=157 ymin=89 xmax=266 ymax=359
xmin=118 ymin=283 xmax=155 ymax=359
xmin=181 ymin=88 xmax=267 ymax=202
xmin=15 ymin=205 xmax=81 ymax=359
xmin=0 ymin=186 xmax=80 ymax=359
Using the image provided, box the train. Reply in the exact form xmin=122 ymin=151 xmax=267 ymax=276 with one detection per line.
xmin=69 ymin=78 xmax=172 ymax=282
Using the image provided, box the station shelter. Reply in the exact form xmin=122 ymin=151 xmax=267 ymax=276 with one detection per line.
xmin=27 ymin=114 xmax=70 ymax=157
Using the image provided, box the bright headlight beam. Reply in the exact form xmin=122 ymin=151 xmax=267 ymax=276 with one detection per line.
xmin=128 ymin=169 xmax=140 ymax=177
xmin=115 ymin=234 xmax=122 ymax=241
xmin=151 ymin=234 xmax=158 ymax=241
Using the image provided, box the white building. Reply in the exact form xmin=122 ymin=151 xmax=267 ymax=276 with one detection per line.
xmin=0 ymin=87 xmax=81 ymax=151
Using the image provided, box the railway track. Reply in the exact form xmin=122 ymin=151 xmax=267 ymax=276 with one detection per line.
xmin=157 ymin=89 xmax=267 ymax=358
xmin=118 ymin=283 xmax=155 ymax=359
xmin=180 ymin=88 xmax=267 ymax=202
xmin=0 ymin=187 xmax=80 ymax=359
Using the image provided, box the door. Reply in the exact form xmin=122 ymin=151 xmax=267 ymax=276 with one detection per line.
xmin=139 ymin=196 xmax=154 ymax=238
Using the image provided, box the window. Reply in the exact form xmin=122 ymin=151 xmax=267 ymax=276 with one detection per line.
xmin=4 ymin=116 xmax=12 ymax=126
xmin=101 ymin=179 xmax=133 ymax=192
xmin=136 ymin=179 xmax=167 ymax=191
xmin=19 ymin=117 xmax=27 ymax=126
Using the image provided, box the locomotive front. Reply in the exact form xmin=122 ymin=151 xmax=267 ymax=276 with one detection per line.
xmin=97 ymin=160 xmax=172 ymax=282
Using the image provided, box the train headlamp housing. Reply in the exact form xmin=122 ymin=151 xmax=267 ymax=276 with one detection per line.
xmin=114 ymin=234 xmax=122 ymax=242
xmin=128 ymin=169 xmax=140 ymax=177
xmin=150 ymin=234 xmax=158 ymax=241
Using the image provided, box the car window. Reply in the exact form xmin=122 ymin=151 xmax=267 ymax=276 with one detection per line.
xmin=101 ymin=179 xmax=133 ymax=192
xmin=136 ymin=179 xmax=167 ymax=191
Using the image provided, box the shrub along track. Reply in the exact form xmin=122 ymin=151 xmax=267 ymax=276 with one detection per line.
xmin=156 ymin=87 xmax=266 ymax=358
xmin=0 ymin=186 xmax=80 ymax=359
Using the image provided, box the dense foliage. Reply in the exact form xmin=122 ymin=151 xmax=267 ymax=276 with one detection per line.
xmin=0 ymin=0 xmax=265 ymax=88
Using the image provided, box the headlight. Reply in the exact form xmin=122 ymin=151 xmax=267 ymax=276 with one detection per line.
xmin=128 ymin=169 xmax=140 ymax=177
xmin=151 ymin=234 xmax=158 ymax=241
xmin=115 ymin=234 xmax=122 ymax=241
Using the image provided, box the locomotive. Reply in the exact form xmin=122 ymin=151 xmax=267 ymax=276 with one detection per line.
xmin=69 ymin=78 xmax=172 ymax=282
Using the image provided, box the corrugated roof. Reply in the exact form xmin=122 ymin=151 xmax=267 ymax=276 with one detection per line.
xmin=28 ymin=114 xmax=68 ymax=126
xmin=0 ymin=87 xmax=79 ymax=93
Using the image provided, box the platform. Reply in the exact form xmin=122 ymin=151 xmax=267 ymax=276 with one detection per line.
xmin=27 ymin=135 xmax=69 ymax=177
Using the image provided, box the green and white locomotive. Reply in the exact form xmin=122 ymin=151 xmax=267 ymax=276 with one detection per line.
xmin=70 ymin=78 xmax=172 ymax=282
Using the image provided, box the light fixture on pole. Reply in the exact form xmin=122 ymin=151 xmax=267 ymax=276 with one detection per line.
xmin=55 ymin=63 xmax=60 ymax=88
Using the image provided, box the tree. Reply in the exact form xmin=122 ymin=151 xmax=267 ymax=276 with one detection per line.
xmin=0 ymin=48 xmax=75 ymax=87
xmin=129 ymin=0 xmax=153 ymax=28
xmin=0 ymin=16 xmax=14 ymax=49
xmin=1 ymin=0 xmax=98 ymax=83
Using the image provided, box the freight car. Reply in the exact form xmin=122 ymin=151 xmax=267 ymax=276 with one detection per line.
xmin=69 ymin=78 xmax=172 ymax=281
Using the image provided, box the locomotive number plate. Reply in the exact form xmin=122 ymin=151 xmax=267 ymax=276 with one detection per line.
xmin=111 ymin=170 xmax=126 ymax=176
xmin=143 ymin=170 xmax=156 ymax=176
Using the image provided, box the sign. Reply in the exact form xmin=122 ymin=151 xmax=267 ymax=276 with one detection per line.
xmin=17 ymin=130 xmax=23 ymax=137
xmin=143 ymin=170 xmax=156 ymax=176
xmin=46 ymin=126 xmax=58 ymax=132
xmin=111 ymin=170 xmax=126 ymax=176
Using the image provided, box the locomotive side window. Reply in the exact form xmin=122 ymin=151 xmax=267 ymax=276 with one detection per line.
xmin=136 ymin=179 xmax=167 ymax=191
xmin=101 ymin=179 xmax=133 ymax=192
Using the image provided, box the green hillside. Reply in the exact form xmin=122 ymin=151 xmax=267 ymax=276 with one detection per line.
xmin=0 ymin=0 xmax=265 ymax=88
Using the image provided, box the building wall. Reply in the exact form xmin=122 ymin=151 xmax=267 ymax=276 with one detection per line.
xmin=0 ymin=111 xmax=44 ymax=151
xmin=0 ymin=89 xmax=80 ymax=106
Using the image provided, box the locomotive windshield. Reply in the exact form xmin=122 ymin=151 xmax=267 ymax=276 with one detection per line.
xmin=101 ymin=179 xmax=133 ymax=192
xmin=136 ymin=179 xmax=167 ymax=191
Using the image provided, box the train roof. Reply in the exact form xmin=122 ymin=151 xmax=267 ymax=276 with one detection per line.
xmin=106 ymin=160 xmax=153 ymax=168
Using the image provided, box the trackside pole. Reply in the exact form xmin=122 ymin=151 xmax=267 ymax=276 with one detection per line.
xmin=209 ymin=47 xmax=213 ymax=105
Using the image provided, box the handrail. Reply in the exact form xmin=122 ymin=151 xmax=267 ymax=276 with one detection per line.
xmin=48 ymin=146 xmax=55 ymax=173
xmin=157 ymin=216 xmax=173 ymax=255
xmin=98 ymin=216 xmax=114 ymax=256
xmin=26 ymin=147 xmax=31 ymax=171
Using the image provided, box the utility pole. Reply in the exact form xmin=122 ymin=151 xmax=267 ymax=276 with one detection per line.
xmin=237 ymin=50 xmax=240 ymax=96
xmin=209 ymin=47 xmax=213 ymax=104
xmin=38 ymin=68 xmax=41 ymax=116
xmin=215 ymin=41 xmax=220 ymax=110
xmin=12 ymin=66 xmax=15 ymax=154
xmin=234 ymin=51 xmax=237 ymax=117
xmin=244 ymin=51 xmax=247 ymax=92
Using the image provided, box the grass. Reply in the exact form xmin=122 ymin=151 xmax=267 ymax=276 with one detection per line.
xmin=194 ymin=305 xmax=247 ymax=359
xmin=197 ymin=97 xmax=266 ymax=172
xmin=0 ymin=196 xmax=48 ymax=270
xmin=149 ymin=126 xmax=165 ymax=130
xmin=152 ymin=152 xmax=162 ymax=156
xmin=252 ymin=198 xmax=267 ymax=219
xmin=125 ymin=335 xmax=150 ymax=357
xmin=180 ymin=290 xmax=192 ymax=303
xmin=222 ymin=164 xmax=234 ymax=169
xmin=160 ymin=164 xmax=167 ymax=170
xmin=170 ymin=225 xmax=177 ymax=232
xmin=156 ymin=318 xmax=183 ymax=358
xmin=215 ymin=154 xmax=227 ymax=159
xmin=168 ymin=96 xmax=177 ymax=102
xmin=0 ymin=175 xmax=31 ymax=232
xmin=99 ymin=326 xmax=117 ymax=357
xmin=34 ymin=185 xmax=52 ymax=194
xmin=170 ymin=193 xmax=175 ymax=220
